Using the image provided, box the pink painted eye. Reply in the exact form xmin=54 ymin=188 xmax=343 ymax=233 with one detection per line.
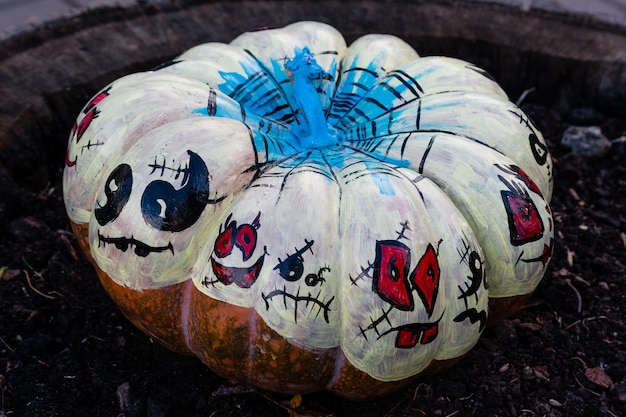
xmin=214 ymin=223 xmax=235 ymax=258
xmin=372 ymin=240 xmax=413 ymax=311
xmin=76 ymin=107 xmax=100 ymax=142
xmin=235 ymin=224 xmax=257 ymax=261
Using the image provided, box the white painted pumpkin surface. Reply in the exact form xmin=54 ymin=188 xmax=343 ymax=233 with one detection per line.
xmin=63 ymin=22 xmax=553 ymax=384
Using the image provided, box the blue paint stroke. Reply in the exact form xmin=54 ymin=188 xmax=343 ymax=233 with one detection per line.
xmin=190 ymin=45 xmax=440 ymax=197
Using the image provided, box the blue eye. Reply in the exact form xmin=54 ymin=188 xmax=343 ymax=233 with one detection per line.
xmin=273 ymin=239 xmax=314 ymax=282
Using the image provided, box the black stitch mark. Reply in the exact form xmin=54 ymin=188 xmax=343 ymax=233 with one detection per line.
xmin=359 ymin=306 xmax=394 ymax=341
xmin=396 ymin=221 xmax=412 ymax=241
xmin=349 ymin=262 xmax=374 ymax=286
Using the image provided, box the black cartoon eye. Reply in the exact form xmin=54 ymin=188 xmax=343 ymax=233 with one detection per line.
xmin=141 ymin=150 xmax=223 ymax=232
xmin=529 ymin=133 xmax=548 ymax=165
xmin=274 ymin=239 xmax=314 ymax=282
xmin=95 ymin=164 xmax=133 ymax=226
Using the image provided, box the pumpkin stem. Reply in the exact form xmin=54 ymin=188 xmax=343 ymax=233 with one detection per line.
xmin=285 ymin=47 xmax=338 ymax=149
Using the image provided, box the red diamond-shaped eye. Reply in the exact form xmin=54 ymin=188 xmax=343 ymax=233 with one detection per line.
xmin=411 ymin=243 xmax=440 ymax=317
xmin=504 ymin=192 xmax=544 ymax=246
xmin=372 ymin=240 xmax=413 ymax=311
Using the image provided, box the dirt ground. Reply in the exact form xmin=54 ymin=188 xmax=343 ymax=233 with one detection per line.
xmin=1 ymin=97 xmax=625 ymax=417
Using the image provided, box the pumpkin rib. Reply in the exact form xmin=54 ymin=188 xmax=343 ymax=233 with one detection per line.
xmin=86 ymin=117 xmax=259 ymax=290
xmin=64 ymin=76 xmax=216 ymax=225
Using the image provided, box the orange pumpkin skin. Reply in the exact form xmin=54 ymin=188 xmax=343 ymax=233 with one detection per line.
xmin=186 ymin=289 xmax=339 ymax=393
xmin=97 ymin=271 xmax=193 ymax=355
xmin=179 ymin=274 xmax=431 ymax=398
xmin=71 ymin=222 xmax=192 ymax=355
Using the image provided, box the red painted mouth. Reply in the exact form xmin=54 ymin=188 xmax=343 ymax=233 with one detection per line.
xmin=209 ymin=254 xmax=265 ymax=288
xmin=377 ymin=313 xmax=443 ymax=349
xmin=394 ymin=322 xmax=439 ymax=348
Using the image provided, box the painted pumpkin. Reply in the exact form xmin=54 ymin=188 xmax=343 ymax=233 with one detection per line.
xmin=63 ymin=21 xmax=554 ymax=399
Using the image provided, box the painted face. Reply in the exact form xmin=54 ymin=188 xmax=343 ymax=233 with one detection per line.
xmin=368 ymin=240 xmax=442 ymax=348
xmin=88 ymin=118 xmax=258 ymax=290
xmin=207 ymin=212 xmax=265 ymax=289
xmin=90 ymin=149 xmax=214 ymax=289
xmin=63 ymin=73 xmax=217 ymax=225
xmin=95 ymin=149 xmax=213 ymax=254
xmin=264 ymin=238 xmax=334 ymax=324
xmin=198 ymin=208 xmax=339 ymax=346
xmin=194 ymin=161 xmax=342 ymax=349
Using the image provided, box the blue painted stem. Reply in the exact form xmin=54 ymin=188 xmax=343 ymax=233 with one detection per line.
xmin=285 ymin=47 xmax=338 ymax=149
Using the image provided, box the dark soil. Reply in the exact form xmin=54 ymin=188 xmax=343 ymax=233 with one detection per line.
xmin=1 ymin=99 xmax=626 ymax=417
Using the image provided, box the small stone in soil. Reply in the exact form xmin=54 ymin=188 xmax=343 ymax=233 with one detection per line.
xmin=561 ymin=125 xmax=612 ymax=158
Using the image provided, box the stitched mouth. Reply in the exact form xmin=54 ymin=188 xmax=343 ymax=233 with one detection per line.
xmin=262 ymin=286 xmax=334 ymax=323
xmin=97 ymin=231 xmax=174 ymax=257
xmin=208 ymin=254 xmax=265 ymax=288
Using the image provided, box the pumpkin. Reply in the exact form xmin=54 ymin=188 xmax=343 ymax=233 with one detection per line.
xmin=63 ymin=21 xmax=554 ymax=399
